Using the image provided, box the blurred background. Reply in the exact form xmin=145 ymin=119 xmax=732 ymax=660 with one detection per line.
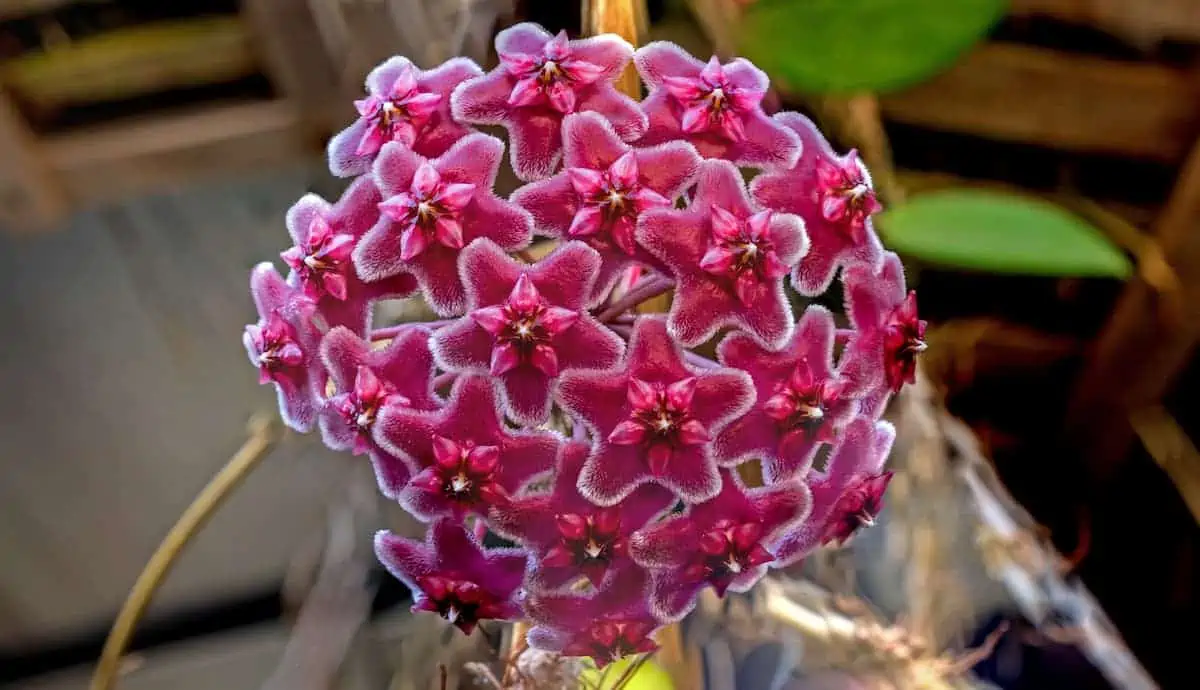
xmin=0 ymin=1 xmax=1196 ymax=689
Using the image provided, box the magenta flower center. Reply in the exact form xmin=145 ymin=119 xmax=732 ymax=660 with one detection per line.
xmin=662 ymin=57 xmax=762 ymax=141
xmin=815 ymin=152 xmax=882 ymax=242
xmin=882 ymin=292 xmax=927 ymax=391
xmin=379 ymin=163 xmax=476 ymax=261
xmin=544 ymin=509 xmax=623 ymax=585
xmin=471 ymin=274 xmax=579 ymax=378
xmin=414 ymin=575 xmax=501 ymax=635
xmin=425 ymin=436 xmax=507 ymax=507
xmin=688 ymin=519 xmax=774 ymax=596
xmin=699 ymin=208 xmax=788 ymax=305
xmin=567 ymin=620 xmax=659 ymax=668
xmin=566 ymin=153 xmax=670 ymax=256
xmin=608 ymin=377 xmax=711 ymax=476
xmin=501 ymin=31 xmax=605 ymax=114
xmin=762 ymin=366 xmax=838 ymax=442
xmin=246 ymin=313 xmax=304 ymax=385
xmin=823 ymin=472 xmax=893 ymax=546
xmin=354 ymin=68 xmax=441 ymax=153
xmin=331 ymin=366 xmax=408 ymax=454
xmin=281 ymin=218 xmax=355 ymax=301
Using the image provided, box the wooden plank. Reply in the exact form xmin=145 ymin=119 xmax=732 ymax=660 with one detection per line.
xmin=879 ymin=43 xmax=1200 ymax=162
xmin=42 ymin=101 xmax=315 ymax=206
xmin=1066 ymin=133 xmax=1200 ymax=479
xmin=0 ymin=90 xmax=67 ymax=230
xmin=1010 ymin=0 xmax=1200 ymax=43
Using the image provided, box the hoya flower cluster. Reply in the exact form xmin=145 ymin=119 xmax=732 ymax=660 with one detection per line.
xmin=243 ymin=23 xmax=925 ymax=669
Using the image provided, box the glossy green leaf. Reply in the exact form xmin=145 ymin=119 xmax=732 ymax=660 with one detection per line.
xmin=737 ymin=0 xmax=1006 ymax=94
xmin=877 ymin=189 xmax=1132 ymax=278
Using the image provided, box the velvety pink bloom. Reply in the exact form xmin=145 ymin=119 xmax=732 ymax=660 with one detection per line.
xmin=638 ymin=159 xmax=807 ymax=349
xmin=318 ymin=326 xmax=439 ymax=498
xmin=633 ymin=43 xmax=799 ymax=168
xmin=511 ymin=112 xmax=701 ymax=303
xmin=843 ymin=252 xmax=927 ymax=399
xmin=432 ymin=240 xmax=624 ymax=425
xmin=772 ymin=417 xmax=895 ymax=566
xmin=751 ymin=112 xmax=885 ymax=296
xmin=451 ymin=23 xmax=647 ymax=181
xmin=715 ymin=306 xmax=868 ymax=483
xmin=243 ymin=263 xmax=323 ymax=432
xmin=374 ymin=375 xmax=559 ymax=521
xmin=376 ymin=519 xmax=525 ymax=635
xmin=526 ymin=566 xmax=662 ymax=668
xmin=490 ymin=441 xmax=674 ymax=591
xmin=354 ymin=134 xmax=534 ymax=315
xmin=282 ymin=177 xmax=417 ymax=335
xmin=328 ymin=56 xmax=481 ymax=177
xmin=558 ymin=316 xmax=754 ymax=504
xmin=630 ymin=470 xmax=808 ymax=620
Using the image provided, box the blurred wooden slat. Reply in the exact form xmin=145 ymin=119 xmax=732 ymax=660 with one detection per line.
xmin=1 ymin=18 xmax=257 ymax=111
xmin=1010 ymin=0 xmax=1200 ymax=43
xmin=1130 ymin=406 xmax=1200 ymax=525
xmin=42 ymin=101 xmax=314 ymax=206
xmin=0 ymin=0 xmax=78 ymax=21
xmin=0 ymin=90 xmax=67 ymax=230
xmin=879 ymin=43 xmax=1200 ymax=162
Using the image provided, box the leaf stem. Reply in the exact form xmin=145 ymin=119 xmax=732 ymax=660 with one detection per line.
xmin=596 ymin=276 xmax=674 ymax=322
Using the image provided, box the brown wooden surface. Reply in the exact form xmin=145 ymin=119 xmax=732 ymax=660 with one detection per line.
xmin=41 ymin=101 xmax=314 ymax=207
xmin=879 ymin=43 xmax=1200 ymax=162
xmin=1010 ymin=0 xmax=1200 ymax=43
xmin=0 ymin=90 xmax=67 ymax=230
xmin=1066 ymin=133 xmax=1200 ymax=479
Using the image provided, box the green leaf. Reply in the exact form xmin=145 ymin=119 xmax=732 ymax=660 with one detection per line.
xmin=737 ymin=0 xmax=1006 ymax=94
xmin=877 ymin=189 xmax=1133 ymax=278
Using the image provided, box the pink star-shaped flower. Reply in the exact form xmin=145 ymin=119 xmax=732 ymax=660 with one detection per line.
xmin=318 ymin=325 xmax=439 ymax=498
xmin=843 ymin=252 xmax=927 ymax=403
xmin=772 ymin=417 xmax=895 ymax=566
xmin=558 ymin=316 xmax=754 ymax=504
xmin=328 ymin=56 xmax=481 ymax=177
xmin=431 ymin=239 xmax=625 ymax=425
xmin=633 ymin=43 xmax=799 ymax=168
xmin=373 ymin=375 xmax=559 ymax=521
xmin=243 ymin=263 xmax=323 ymax=432
xmin=526 ymin=566 xmax=663 ymax=669
xmin=376 ymin=518 xmax=526 ymax=635
xmin=630 ymin=469 xmax=809 ymax=620
xmin=281 ymin=176 xmax=417 ymax=335
xmin=751 ymin=112 xmax=885 ymax=296
xmin=637 ymin=159 xmax=807 ymax=349
xmin=490 ymin=441 xmax=674 ymax=591
xmin=451 ymin=24 xmax=647 ymax=181
xmin=353 ymin=133 xmax=534 ymax=315
xmin=715 ymin=306 xmax=869 ymax=483
xmin=511 ymin=112 xmax=701 ymax=303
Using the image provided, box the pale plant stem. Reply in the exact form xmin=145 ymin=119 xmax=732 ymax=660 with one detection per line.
xmin=433 ymin=371 xmax=458 ymax=389
xmin=370 ymin=320 xmax=453 ymax=341
xmin=596 ymin=276 xmax=674 ymax=322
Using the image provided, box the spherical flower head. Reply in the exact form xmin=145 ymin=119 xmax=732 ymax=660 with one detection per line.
xmin=375 ymin=519 xmax=525 ymax=635
xmin=452 ymin=23 xmax=647 ymax=181
xmin=328 ymin=56 xmax=482 ymax=177
xmin=433 ymin=240 xmax=624 ymax=425
xmin=634 ymin=43 xmax=799 ymax=167
xmin=751 ymin=112 xmax=886 ymax=296
xmin=511 ymin=112 xmax=700 ymax=303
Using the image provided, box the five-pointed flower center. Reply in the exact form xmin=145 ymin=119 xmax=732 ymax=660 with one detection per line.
xmin=700 ymin=207 xmax=788 ymax=305
xmin=662 ymin=57 xmax=763 ymax=141
xmin=281 ymin=218 xmax=355 ymax=301
xmin=424 ymin=436 xmax=507 ymax=508
xmin=379 ymin=162 xmax=476 ymax=260
xmin=608 ymin=377 xmax=711 ymax=476
xmin=763 ymin=367 xmax=839 ymax=442
xmin=353 ymin=68 xmax=441 ymax=154
xmin=247 ymin=313 xmax=304 ymax=384
xmin=471 ymin=274 xmax=579 ymax=378
xmin=331 ymin=366 xmax=408 ymax=454
xmin=815 ymin=152 xmax=882 ymax=242
xmin=566 ymin=153 xmax=670 ymax=256
xmin=824 ymin=472 xmax=893 ymax=546
xmin=882 ymin=292 xmax=927 ymax=391
xmin=690 ymin=519 xmax=774 ymax=596
xmin=570 ymin=620 xmax=659 ymax=668
xmin=415 ymin=575 xmax=499 ymax=635
xmin=501 ymin=32 xmax=605 ymax=114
